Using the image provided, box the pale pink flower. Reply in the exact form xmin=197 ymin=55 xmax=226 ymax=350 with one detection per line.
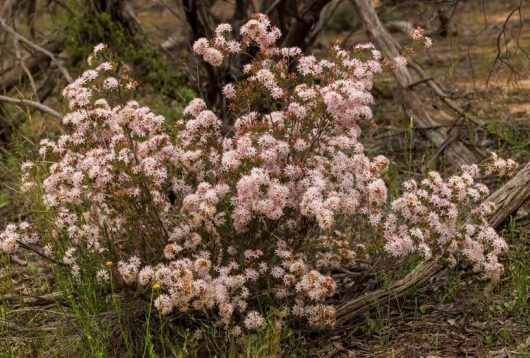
xmin=243 ymin=311 xmax=265 ymax=330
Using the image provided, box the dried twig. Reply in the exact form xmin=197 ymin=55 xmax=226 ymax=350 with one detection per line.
xmin=15 ymin=241 xmax=68 ymax=267
xmin=486 ymin=0 xmax=527 ymax=86
xmin=0 ymin=17 xmax=72 ymax=83
xmin=0 ymin=319 xmax=58 ymax=332
xmin=14 ymin=38 xmax=39 ymax=101
xmin=0 ymin=94 xmax=62 ymax=119
xmin=0 ymin=40 xmax=62 ymax=93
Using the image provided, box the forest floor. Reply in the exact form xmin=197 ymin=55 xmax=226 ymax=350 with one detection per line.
xmin=1 ymin=1 xmax=530 ymax=357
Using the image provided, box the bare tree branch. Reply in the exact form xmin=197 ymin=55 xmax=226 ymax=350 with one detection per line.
xmin=14 ymin=38 xmax=39 ymax=101
xmin=0 ymin=40 xmax=62 ymax=93
xmin=0 ymin=94 xmax=63 ymax=119
xmin=486 ymin=0 xmax=527 ymax=86
xmin=0 ymin=17 xmax=72 ymax=83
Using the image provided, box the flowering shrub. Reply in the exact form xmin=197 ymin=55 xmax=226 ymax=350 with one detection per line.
xmin=383 ymin=167 xmax=512 ymax=279
xmin=0 ymin=14 xmax=515 ymax=331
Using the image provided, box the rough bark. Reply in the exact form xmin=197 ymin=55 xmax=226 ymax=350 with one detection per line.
xmin=437 ymin=8 xmax=451 ymax=37
xmin=336 ymin=257 xmax=443 ymax=325
xmin=335 ymin=160 xmax=530 ymax=325
xmin=281 ymin=0 xmax=332 ymax=49
xmin=486 ymin=164 xmax=530 ymax=229
xmin=350 ymin=0 xmax=479 ymax=167
xmin=181 ymin=0 xmax=216 ymax=39
xmin=90 ymin=0 xmax=143 ymax=35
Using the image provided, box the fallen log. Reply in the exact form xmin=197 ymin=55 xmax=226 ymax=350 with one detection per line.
xmin=335 ymin=160 xmax=530 ymax=325
xmin=350 ymin=0 xmax=480 ymax=167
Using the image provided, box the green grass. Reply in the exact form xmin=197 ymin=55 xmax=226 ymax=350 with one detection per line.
xmin=506 ymin=219 xmax=530 ymax=319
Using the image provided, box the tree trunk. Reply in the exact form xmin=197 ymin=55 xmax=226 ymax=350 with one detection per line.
xmin=181 ymin=0 xmax=334 ymax=120
xmin=281 ymin=0 xmax=332 ymax=49
xmin=90 ymin=0 xmax=143 ymax=35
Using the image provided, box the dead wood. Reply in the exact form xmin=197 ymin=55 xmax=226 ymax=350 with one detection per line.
xmin=385 ymin=20 xmax=415 ymax=35
xmin=0 ymin=95 xmax=63 ymax=119
xmin=281 ymin=0 xmax=332 ymax=49
xmin=0 ymin=18 xmax=72 ymax=83
xmin=0 ymin=40 xmax=62 ymax=93
xmin=3 ymin=291 xmax=66 ymax=305
xmin=485 ymin=164 xmax=530 ymax=229
xmin=335 ymin=160 xmax=530 ymax=325
xmin=350 ymin=0 xmax=479 ymax=167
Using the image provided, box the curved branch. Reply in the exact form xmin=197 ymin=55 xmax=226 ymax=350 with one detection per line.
xmin=0 ymin=95 xmax=63 ymax=119
xmin=0 ymin=40 xmax=62 ymax=93
xmin=486 ymin=0 xmax=526 ymax=86
xmin=0 ymin=17 xmax=72 ymax=83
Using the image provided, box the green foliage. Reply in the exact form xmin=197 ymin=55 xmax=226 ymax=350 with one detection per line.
xmin=359 ymin=308 xmax=393 ymax=344
xmin=60 ymin=1 xmax=194 ymax=107
xmin=507 ymin=219 xmax=530 ymax=318
xmin=438 ymin=269 xmax=462 ymax=303
xmin=1 ymin=250 xmax=301 ymax=356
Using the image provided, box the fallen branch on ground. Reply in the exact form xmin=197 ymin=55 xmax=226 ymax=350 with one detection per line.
xmin=335 ymin=160 xmax=530 ymax=325
xmin=350 ymin=0 xmax=480 ymax=167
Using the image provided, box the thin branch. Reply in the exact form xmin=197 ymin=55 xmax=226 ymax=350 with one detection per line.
xmin=263 ymin=0 xmax=282 ymax=15
xmin=156 ymin=0 xmax=181 ymax=19
xmin=0 ymin=40 xmax=62 ymax=93
xmin=407 ymin=60 xmax=485 ymax=128
xmin=14 ymin=37 xmax=39 ymax=101
xmin=0 ymin=94 xmax=63 ymax=119
xmin=0 ymin=17 xmax=72 ymax=83
xmin=486 ymin=0 xmax=524 ymax=87
xmin=306 ymin=1 xmax=341 ymax=45
xmin=349 ymin=0 xmax=478 ymax=166
xmin=16 ymin=241 xmax=68 ymax=267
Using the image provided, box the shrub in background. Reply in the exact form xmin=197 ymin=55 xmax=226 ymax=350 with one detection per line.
xmin=61 ymin=0 xmax=194 ymax=104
